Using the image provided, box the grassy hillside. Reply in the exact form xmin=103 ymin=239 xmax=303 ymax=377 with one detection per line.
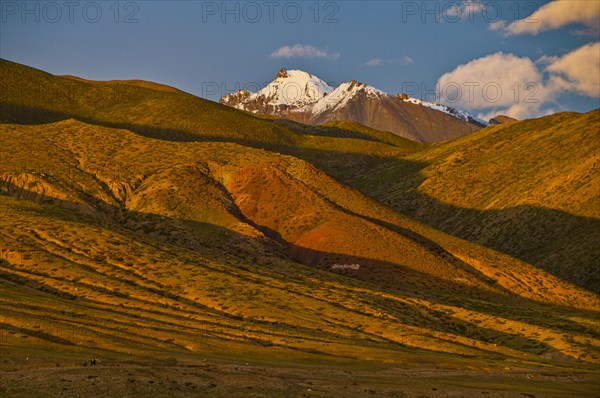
xmin=350 ymin=110 xmax=600 ymax=292
xmin=1 ymin=58 xmax=420 ymax=153
xmin=0 ymin=58 xmax=303 ymax=145
xmin=1 ymin=121 xmax=598 ymax=374
xmin=1 ymin=59 xmax=599 ymax=396
xmin=0 ymin=59 xmax=423 ymax=169
xmin=0 ymin=58 xmax=425 ymax=189
xmin=277 ymin=119 xmax=426 ymax=148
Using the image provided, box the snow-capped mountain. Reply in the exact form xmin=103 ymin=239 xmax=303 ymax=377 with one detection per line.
xmin=220 ymin=68 xmax=487 ymax=142
xmin=220 ymin=68 xmax=334 ymax=115
xmin=304 ymin=80 xmax=387 ymax=116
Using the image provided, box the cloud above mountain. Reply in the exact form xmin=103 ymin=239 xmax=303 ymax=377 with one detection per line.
xmin=436 ymin=42 xmax=600 ymax=119
xmin=436 ymin=52 xmax=548 ymax=120
xmin=490 ymin=0 xmax=600 ymax=36
xmin=270 ymin=44 xmax=340 ymax=60
xmin=363 ymin=57 xmax=414 ymax=67
xmin=545 ymin=42 xmax=600 ymax=97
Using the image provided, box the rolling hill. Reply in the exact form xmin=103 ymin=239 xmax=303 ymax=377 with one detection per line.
xmin=0 ymin=58 xmax=302 ymax=146
xmin=1 ymin=59 xmax=599 ymax=397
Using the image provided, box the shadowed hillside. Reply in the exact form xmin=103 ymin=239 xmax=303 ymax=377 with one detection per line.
xmin=349 ymin=110 xmax=600 ymax=292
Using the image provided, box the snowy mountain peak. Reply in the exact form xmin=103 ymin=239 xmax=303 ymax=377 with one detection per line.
xmin=261 ymin=69 xmax=334 ymax=105
xmin=341 ymin=80 xmax=386 ymax=96
xmin=220 ymin=68 xmax=334 ymax=113
xmin=307 ymin=80 xmax=386 ymax=115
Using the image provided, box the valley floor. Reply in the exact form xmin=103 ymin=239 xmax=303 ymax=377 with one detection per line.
xmin=1 ymin=344 xmax=599 ymax=398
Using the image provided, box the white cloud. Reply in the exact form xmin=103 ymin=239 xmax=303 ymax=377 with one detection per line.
xmin=436 ymin=43 xmax=600 ymax=120
xmin=535 ymin=54 xmax=558 ymax=66
xmin=364 ymin=59 xmax=385 ymax=67
xmin=546 ymin=42 xmax=600 ymax=97
xmin=436 ymin=52 xmax=549 ymax=119
xmin=270 ymin=44 xmax=340 ymax=60
xmin=401 ymin=56 xmax=415 ymax=65
xmin=363 ymin=56 xmax=414 ymax=67
xmin=490 ymin=0 xmax=600 ymax=36
xmin=488 ymin=21 xmax=506 ymax=31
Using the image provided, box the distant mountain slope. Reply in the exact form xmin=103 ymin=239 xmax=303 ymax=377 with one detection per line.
xmin=221 ymin=69 xmax=485 ymax=142
xmin=286 ymin=80 xmax=485 ymax=142
xmin=351 ymin=110 xmax=600 ymax=292
xmin=3 ymin=59 xmax=597 ymax=295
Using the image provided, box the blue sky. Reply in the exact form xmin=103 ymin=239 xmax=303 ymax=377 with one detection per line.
xmin=1 ymin=0 xmax=598 ymax=119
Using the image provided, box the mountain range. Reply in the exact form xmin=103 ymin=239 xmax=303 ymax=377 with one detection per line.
xmin=1 ymin=58 xmax=599 ymax=396
xmin=221 ymin=68 xmax=487 ymax=142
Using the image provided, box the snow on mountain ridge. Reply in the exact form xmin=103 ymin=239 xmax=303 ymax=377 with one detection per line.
xmin=303 ymin=80 xmax=386 ymax=115
xmin=404 ymin=97 xmax=489 ymax=126
xmin=245 ymin=68 xmax=334 ymax=109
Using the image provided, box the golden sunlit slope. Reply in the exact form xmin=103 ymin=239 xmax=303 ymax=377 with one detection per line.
xmin=60 ymin=75 xmax=183 ymax=93
xmin=350 ymin=110 xmax=600 ymax=292
xmin=0 ymin=58 xmax=302 ymax=146
xmin=1 ymin=119 xmax=599 ymax=384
